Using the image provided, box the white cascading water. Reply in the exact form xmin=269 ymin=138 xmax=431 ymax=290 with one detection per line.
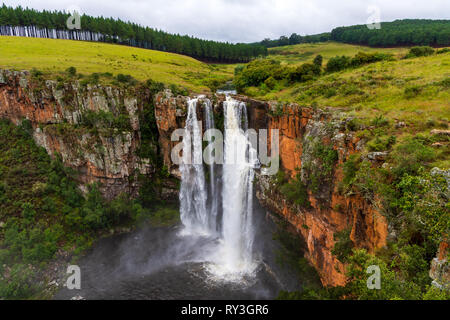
xmin=217 ymin=96 xmax=258 ymax=276
xmin=203 ymin=99 xmax=219 ymax=233
xmin=180 ymin=95 xmax=258 ymax=280
xmin=179 ymin=98 xmax=209 ymax=235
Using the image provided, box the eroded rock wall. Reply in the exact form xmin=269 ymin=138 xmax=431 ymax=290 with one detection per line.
xmin=0 ymin=70 xmax=153 ymax=199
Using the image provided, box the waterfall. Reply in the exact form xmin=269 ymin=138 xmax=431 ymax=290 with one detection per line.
xmin=220 ymin=96 xmax=258 ymax=273
xmin=179 ymin=95 xmax=258 ymax=279
xmin=179 ymin=98 xmax=209 ymax=235
xmin=203 ymin=100 xmax=219 ymax=233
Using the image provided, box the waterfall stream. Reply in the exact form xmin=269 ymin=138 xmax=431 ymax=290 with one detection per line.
xmin=179 ymin=98 xmax=209 ymax=235
xmin=179 ymin=95 xmax=259 ymax=280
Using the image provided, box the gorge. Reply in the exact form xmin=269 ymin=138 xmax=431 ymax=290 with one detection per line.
xmin=0 ymin=69 xmax=447 ymax=298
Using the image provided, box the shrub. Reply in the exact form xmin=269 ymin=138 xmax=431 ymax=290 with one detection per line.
xmin=367 ymin=135 xmax=396 ymax=152
xmin=280 ymin=173 xmax=310 ymax=207
xmin=313 ymin=54 xmax=323 ymax=67
xmin=342 ymin=154 xmax=360 ymax=191
xmin=332 ymin=227 xmax=354 ymax=262
xmin=66 ymin=66 xmax=77 ymax=77
xmin=390 ymin=138 xmax=436 ymax=176
xmin=326 ymin=55 xmax=351 ymax=72
xmin=264 ymin=76 xmax=276 ymax=90
xmin=404 ymin=85 xmax=422 ymax=99
xmin=350 ymin=52 xmax=393 ymax=67
xmin=407 ymin=46 xmax=435 ymax=58
xmin=30 ymin=68 xmax=43 ymax=78
xmin=116 ymin=73 xmax=137 ymax=85
xmin=289 ymin=63 xmax=321 ymax=82
xmin=436 ymin=48 xmax=450 ymax=55
xmin=234 ymin=59 xmax=283 ymax=92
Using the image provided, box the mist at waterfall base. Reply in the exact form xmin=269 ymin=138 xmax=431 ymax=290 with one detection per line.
xmin=55 ymin=97 xmax=303 ymax=300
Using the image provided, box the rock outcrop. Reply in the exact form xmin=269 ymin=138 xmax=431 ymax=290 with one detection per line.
xmin=430 ymin=241 xmax=449 ymax=290
xmin=252 ymin=103 xmax=387 ymax=286
xmin=0 ymin=69 xmax=153 ymax=199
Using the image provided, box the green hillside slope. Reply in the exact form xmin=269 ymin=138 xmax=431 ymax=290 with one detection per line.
xmin=0 ymin=36 xmax=233 ymax=92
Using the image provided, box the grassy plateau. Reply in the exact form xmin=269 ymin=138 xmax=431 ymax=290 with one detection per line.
xmin=0 ymin=36 xmax=234 ymax=92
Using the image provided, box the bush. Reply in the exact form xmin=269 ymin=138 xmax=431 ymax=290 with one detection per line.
xmin=30 ymin=68 xmax=43 ymax=78
xmin=326 ymin=55 xmax=351 ymax=72
xmin=313 ymin=54 xmax=323 ymax=67
xmin=116 ymin=73 xmax=137 ymax=85
xmin=289 ymin=63 xmax=321 ymax=82
xmin=264 ymin=76 xmax=277 ymax=89
xmin=66 ymin=66 xmax=77 ymax=77
xmin=332 ymin=227 xmax=354 ymax=262
xmin=234 ymin=59 xmax=283 ymax=92
xmin=404 ymin=85 xmax=422 ymax=99
xmin=436 ymin=48 xmax=450 ymax=55
xmin=390 ymin=138 xmax=436 ymax=176
xmin=350 ymin=52 xmax=393 ymax=67
xmin=280 ymin=173 xmax=310 ymax=207
xmin=407 ymin=46 xmax=435 ymax=58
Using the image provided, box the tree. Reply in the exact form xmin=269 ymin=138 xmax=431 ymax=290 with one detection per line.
xmin=313 ymin=54 xmax=323 ymax=67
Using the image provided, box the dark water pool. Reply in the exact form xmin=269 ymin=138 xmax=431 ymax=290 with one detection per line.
xmin=54 ymin=201 xmax=303 ymax=300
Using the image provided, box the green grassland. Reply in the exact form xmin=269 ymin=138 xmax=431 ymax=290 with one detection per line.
xmin=0 ymin=36 xmax=234 ymax=92
xmin=242 ymin=49 xmax=449 ymax=158
xmin=265 ymin=52 xmax=449 ymax=121
xmin=268 ymin=41 xmax=409 ymax=65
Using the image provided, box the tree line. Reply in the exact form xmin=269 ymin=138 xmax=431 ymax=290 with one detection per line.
xmin=258 ymin=19 xmax=450 ymax=48
xmin=0 ymin=4 xmax=267 ymax=63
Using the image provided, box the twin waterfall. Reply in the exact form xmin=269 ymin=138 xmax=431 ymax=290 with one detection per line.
xmin=179 ymin=96 xmax=258 ymax=278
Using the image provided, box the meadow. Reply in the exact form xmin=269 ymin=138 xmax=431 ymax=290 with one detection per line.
xmin=268 ymin=42 xmax=409 ymax=65
xmin=0 ymin=36 xmax=234 ymax=92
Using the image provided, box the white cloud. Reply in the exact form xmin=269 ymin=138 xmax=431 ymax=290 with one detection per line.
xmin=3 ymin=0 xmax=450 ymax=42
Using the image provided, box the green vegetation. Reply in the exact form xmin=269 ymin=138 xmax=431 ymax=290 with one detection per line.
xmin=331 ymin=19 xmax=450 ymax=47
xmin=279 ymin=173 xmax=311 ymax=208
xmin=259 ymin=20 xmax=450 ymax=49
xmin=268 ymin=42 xmax=408 ymax=66
xmin=0 ymin=4 xmax=266 ymax=63
xmin=0 ymin=36 xmax=234 ymax=92
xmin=0 ymin=119 xmax=179 ymax=299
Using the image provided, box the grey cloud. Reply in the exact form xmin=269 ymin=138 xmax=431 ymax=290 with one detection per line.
xmin=4 ymin=0 xmax=450 ymax=43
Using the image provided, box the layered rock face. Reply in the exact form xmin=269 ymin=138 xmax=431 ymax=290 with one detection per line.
xmin=254 ymin=103 xmax=388 ymax=286
xmin=0 ymin=70 xmax=153 ymax=199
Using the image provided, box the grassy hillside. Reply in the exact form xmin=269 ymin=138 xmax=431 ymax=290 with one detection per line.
xmin=238 ymin=45 xmax=449 ymax=162
xmin=268 ymin=42 xmax=409 ymax=65
xmin=0 ymin=36 xmax=233 ymax=92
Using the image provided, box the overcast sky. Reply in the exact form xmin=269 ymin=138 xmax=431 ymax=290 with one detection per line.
xmin=3 ymin=0 xmax=450 ymax=43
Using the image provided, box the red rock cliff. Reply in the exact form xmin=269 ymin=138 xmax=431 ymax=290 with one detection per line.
xmin=0 ymin=70 xmax=153 ymax=199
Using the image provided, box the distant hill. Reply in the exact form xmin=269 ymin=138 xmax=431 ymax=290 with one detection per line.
xmin=258 ymin=19 xmax=450 ymax=48
xmin=0 ymin=4 xmax=267 ymax=63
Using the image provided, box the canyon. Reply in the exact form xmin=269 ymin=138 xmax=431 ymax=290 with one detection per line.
xmin=0 ymin=69 xmax=446 ymax=289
